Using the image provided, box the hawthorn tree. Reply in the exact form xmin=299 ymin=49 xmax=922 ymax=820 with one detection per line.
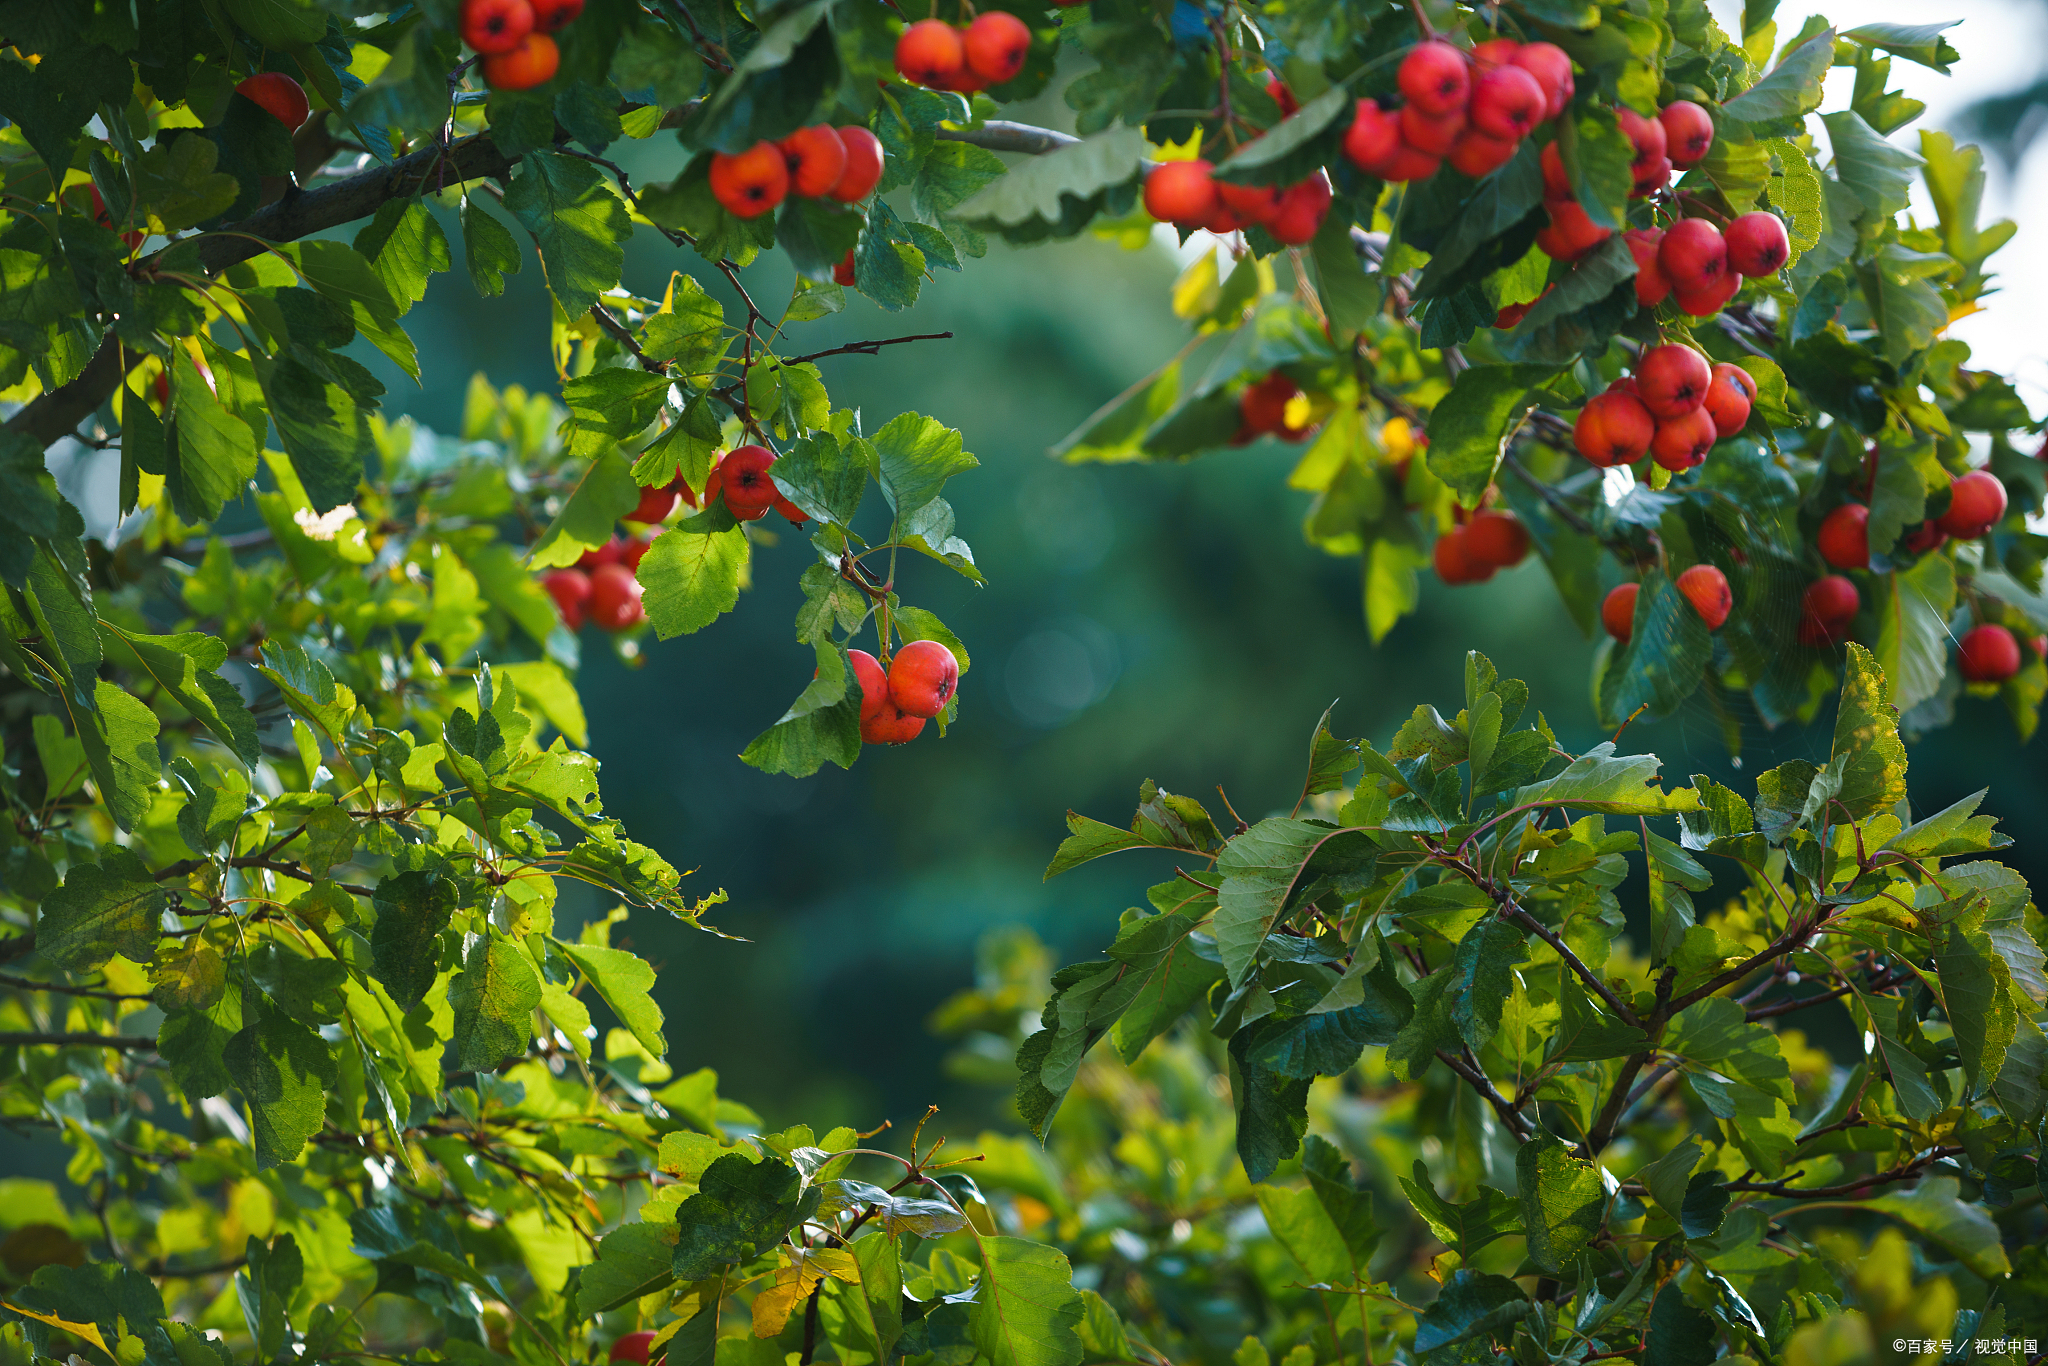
xmin=0 ymin=3 xmax=2044 ymax=1366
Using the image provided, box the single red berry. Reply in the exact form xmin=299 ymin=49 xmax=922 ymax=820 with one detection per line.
xmin=1266 ymin=75 xmax=1299 ymax=118
xmin=1367 ymin=138 xmax=1441 ymax=184
xmin=235 ymin=73 xmax=310 ymax=131
xmin=1673 ymin=270 xmax=1739 ymax=318
xmin=1448 ymin=127 xmax=1518 ymax=178
xmin=1399 ymin=103 xmax=1465 ymax=157
xmin=963 ymin=10 xmax=1031 ymax=83
xmin=830 ymin=128 xmax=885 ymax=201
xmin=1901 ymin=520 xmax=1948 ymax=554
xmin=1215 ymin=178 xmax=1285 ymax=227
xmin=1651 ymin=407 xmax=1717 ymax=471
xmin=1624 ymin=228 xmax=1669 ymax=306
xmin=1659 ymin=100 xmax=1715 ymax=168
xmin=461 ymin=0 xmax=535 ymax=53
xmin=1959 ymin=623 xmax=2022 ymax=682
xmin=1471 ymin=38 xmax=1520 ymax=69
xmin=1635 ymin=344 xmax=1712 ymax=419
xmin=1676 ymin=564 xmax=1732 ymax=629
xmin=1240 ymin=373 xmax=1302 ymax=435
xmin=531 ymin=0 xmax=582 ymax=31
xmin=1540 ymin=141 xmax=1571 ymax=199
xmin=1616 ymin=105 xmax=1666 ymax=169
xmin=1703 ymin=363 xmax=1756 ymax=437
xmin=1398 ymin=41 xmax=1470 ymax=116
xmin=778 ymin=125 xmax=849 ymax=198
xmin=715 ymin=445 xmax=780 ymax=519
xmin=895 ymin=19 xmax=965 ymax=86
xmin=1936 ymin=470 xmax=2008 ymax=538
xmin=1433 ymin=525 xmax=1493 ymax=585
xmin=1343 ymin=101 xmax=1401 ymax=174
xmin=849 ymin=649 xmax=889 ymax=723
xmin=628 ymin=483 xmax=676 ymax=525
xmin=709 ymin=142 xmax=789 ymax=219
xmin=586 ymin=563 xmax=644 ymax=631
xmin=1493 ymin=284 xmax=1551 ymax=330
xmin=1536 ymin=198 xmax=1611 ymax=261
xmin=1724 ymin=212 xmax=1790 ymax=277
xmin=861 ymin=698 xmax=927 ymax=745
xmin=773 ymin=495 xmax=808 ymax=525
xmin=1631 ymin=154 xmax=1672 ymax=198
xmin=1268 ymin=172 xmax=1331 ymax=245
xmin=1657 ymin=218 xmax=1727 ymax=292
xmin=481 ymin=32 xmax=557 ymax=89
xmin=542 ymin=569 xmax=591 ymax=631
xmin=889 ymin=639 xmax=960 ymax=718
xmin=1464 ymin=510 xmax=1530 ymax=568
xmin=578 ymin=537 xmax=624 ymax=570
xmin=1574 ymin=390 xmax=1655 ymax=467
xmin=611 ymin=1332 xmax=659 ymax=1365
xmin=1511 ymin=43 xmax=1574 ymax=119
xmin=1817 ymin=503 xmax=1870 ymax=569
xmin=1798 ymin=575 xmax=1860 ymax=646
xmin=621 ymin=536 xmax=652 ymax=572
xmin=1602 ymin=583 xmax=1639 ymax=641
xmin=1467 ymin=64 xmax=1545 ymax=141
xmin=1144 ymin=160 xmax=1219 ymax=226
xmin=833 ymin=249 xmax=856 ymax=286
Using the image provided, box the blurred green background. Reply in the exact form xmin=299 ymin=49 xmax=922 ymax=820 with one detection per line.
xmin=353 ymin=134 xmax=2048 ymax=1138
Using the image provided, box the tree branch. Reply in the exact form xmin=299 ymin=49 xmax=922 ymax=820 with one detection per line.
xmin=0 ymin=934 xmax=35 ymax=963
xmin=0 ymin=1031 xmax=156 ymax=1050
xmin=1499 ymin=902 xmax=1639 ymax=1025
xmin=1437 ymin=1048 xmax=1531 ymax=1141
xmin=0 ymin=971 xmax=154 ymax=1001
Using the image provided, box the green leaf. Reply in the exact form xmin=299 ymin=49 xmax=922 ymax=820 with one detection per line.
xmin=165 ymin=348 xmax=259 ymax=522
xmin=1935 ymin=924 xmax=2016 ymax=1099
xmin=1512 ymin=743 xmax=1699 ymax=816
xmin=1255 ymin=1137 xmax=1381 ymax=1287
xmin=448 ymin=933 xmax=543 ymax=1072
xmin=220 ymin=0 xmax=327 ymax=46
xmin=530 ymin=450 xmax=641 ymax=569
xmin=77 ymin=679 xmax=164 ymax=834
xmin=1412 ymin=1271 xmax=1528 ymax=1353
xmin=1643 ymin=1282 xmax=1717 ymax=1366
xmin=251 ymin=351 xmax=371 ymax=513
xmin=1496 ymin=235 xmax=1639 ymax=364
xmin=1828 ymin=642 xmax=1909 ymax=820
xmin=1721 ymin=27 xmax=1834 ymax=124
xmin=1214 ymin=818 xmax=1329 ymax=986
xmin=1423 ymin=364 xmax=1556 ymax=506
xmin=637 ymin=525 xmax=748 ymax=639
xmin=672 ymin=1154 xmax=817 ymax=1278
xmin=1044 ymin=813 xmax=1158 ymax=878
xmin=967 ymin=1237 xmax=1085 ymax=1366
xmin=739 ymin=639 xmax=862 ymax=778
xmin=132 ymin=133 xmax=241 ymax=232
xmin=104 ymin=626 xmax=259 ymax=764
xmin=1844 ymin=21 xmax=1960 ymax=72
xmin=1448 ymin=917 xmax=1527 ymax=1052
xmin=953 ymin=126 xmax=1145 ymax=229
xmin=461 ymin=198 xmax=523 ymax=297
xmin=771 ymin=432 xmax=866 ymax=526
xmin=1823 ymin=110 xmax=1924 ymax=221
xmin=1872 ymin=553 xmax=1956 ymax=714
xmin=504 ymin=151 xmax=631 ymax=318
xmin=871 ymin=413 xmax=977 ymax=527
xmin=1515 ymin=1135 xmax=1605 ymax=1273
xmin=1766 ymin=137 xmax=1825 ymax=264
xmin=224 ymin=1007 xmax=339 ymax=1168
xmin=1396 ymin=1161 xmax=1522 ymax=1258
xmin=1866 ymin=1177 xmax=2012 ymax=1279
xmin=369 ymin=870 xmax=455 ymax=1013
xmin=36 ymin=849 xmax=165 ymax=971
xmin=577 ymin=1221 xmax=677 ymax=1316
xmin=559 ymin=940 xmax=666 ymax=1057
xmin=354 ymin=199 xmax=451 ymax=312
xmin=1885 ymin=789 xmax=2010 ymax=858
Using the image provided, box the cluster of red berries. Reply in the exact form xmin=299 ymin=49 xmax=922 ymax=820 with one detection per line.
xmin=709 ymin=126 xmax=884 ymax=220
xmin=1538 ymin=101 xmax=1714 ymax=262
xmin=1434 ymin=508 xmax=1530 ymax=585
xmin=1600 ymin=564 xmax=1732 ymax=639
xmin=1613 ymin=212 xmax=1788 ymax=315
xmin=1621 ymin=101 xmax=1714 ymax=199
xmin=540 ymin=481 xmax=686 ymax=633
xmin=1573 ymin=344 xmax=1755 ymax=472
xmin=894 ymin=12 xmax=1033 ymax=92
xmin=1342 ymin=39 xmax=1571 ymax=185
xmin=1142 ymin=160 xmax=1332 ymax=244
xmin=458 ymin=0 xmax=582 ymax=89
xmin=849 ymin=641 xmax=960 ymax=745
xmin=1232 ymin=372 xmax=1316 ymax=443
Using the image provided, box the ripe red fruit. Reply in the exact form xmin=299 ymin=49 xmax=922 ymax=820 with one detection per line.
xmin=1540 ymin=141 xmax=1571 ymax=198
xmin=1703 ymin=363 xmax=1755 ymax=437
xmin=1511 ymin=43 xmax=1574 ymax=119
xmin=963 ymin=10 xmax=1030 ymax=83
xmin=895 ymin=20 xmax=964 ymax=85
xmin=542 ymin=569 xmax=591 ymax=631
xmin=1265 ymin=75 xmax=1299 ymax=118
xmin=849 ymin=649 xmax=889 ymax=723
xmin=587 ymin=563 xmax=644 ymax=631
xmin=236 ymin=73 xmax=310 ymax=131
xmin=1817 ymin=503 xmax=1870 ymax=569
xmin=1464 ymin=510 xmax=1530 ymax=568
xmin=1959 ymin=623 xmax=2022 ymax=682
xmin=1657 ymin=218 xmax=1727 ymax=292
xmin=1937 ymin=470 xmax=2008 ymax=538
xmin=1144 ymin=160 xmax=1218 ymax=225
xmin=709 ymin=142 xmax=789 ymax=219
xmin=861 ymin=698 xmax=926 ymax=745
xmin=1468 ymin=64 xmax=1545 ymax=141
xmin=1399 ymin=42 xmax=1470 ymax=116
xmin=1901 ymin=520 xmax=1948 ymax=554
xmin=611 ymin=1332 xmax=659 ymax=1364
xmin=1448 ymin=127 xmax=1518 ymax=178
xmin=1268 ymin=172 xmax=1331 ymax=245
xmin=1659 ymin=101 xmax=1714 ymax=168
xmin=628 ymin=483 xmax=676 ymax=525
xmin=1493 ymin=285 xmax=1551 ymax=330
xmin=578 ymin=537 xmax=624 ymax=571
xmin=830 ymin=128 xmax=884 ymax=202
xmin=1471 ymin=39 xmax=1519 ymax=69
xmin=778 ymin=126 xmax=849 ymax=198
xmin=1399 ymin=104 xmax=1464 ymax=157
xmin=1536 ymin=199 xmax=1610 ymax=261
xmin=1798 ymin=575 xmax=1859 ymax=646
xmin=1632 ymin=155 xmax=1672 ymax=198
xmin=713 ymin=445 xmax=780 ymax=519
xmin=1651 ymin=407 xmax=1717 ymax=471
xmin=1676 ymin=564 xmax=1732 ymax=629
xmin=833 ymin=250 xmax=857 ymax=286
xmin=621 ymin=536 xmax=652 ymax=572
xmin=1616 ymin=105 xmax=1666 ymax=165
xmin=890 ymin=639 xmax=960 ymax=718
xmin=1574 ymin=390 xmax=1655 ymax=467
xmin=1433 ymin=526 xmax=1494 ymax=585
xmin=461 ymin=0 xmax=534 ymax=53
xmin=1240 ymin=373 xmax=1301 ymax=434
xmin=1724 ymin=212 xmax=1790 ymax=277
xmin=1636 ymin=345 xmax=1711 ymax=419
xmin=1216 ymin=179 xmax=1285 ymax=227
xmin=481 ymin=33 xmax=557 ymax=89
xmin=532 ymin=0 xmax=582 ymax=30
xmin=1344 ymin=101 xmax=1401 ymax=173
xmin=1602 ymin=583 xmax=1639 ymax=641
xmin=1673 ymin=270 xmax=1739 ymax=318
xmin=1624 ymin=228 xmax=1668 ymax=306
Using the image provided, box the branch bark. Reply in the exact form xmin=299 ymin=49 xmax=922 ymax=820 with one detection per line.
xmin=0 ymin=1031 xmax=156 ymax=1050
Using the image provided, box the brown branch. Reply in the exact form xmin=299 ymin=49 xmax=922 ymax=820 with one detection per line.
xmin=0 ymin=1031 xmax=156 ymax=1050
xmin=0 ymin=971 xmax=154 ymax=1001
xmin=1724 ymin=1146 xmax=1962 ymax=1198
xmin=1499 ymin=902 xmax=1639 ymax=1025
xmin=1667 ymin=923 xmax=1813 ymax=1013
xmin=1438 ymin=1048 xmax=1532 ymax=1141
xmin=1581 ymin=1053 xmax=1650 ymax=1159
xmin=0 ymin=934 xmax=34 ymax=963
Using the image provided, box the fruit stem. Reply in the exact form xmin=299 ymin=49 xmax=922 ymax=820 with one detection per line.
xmin=1406 ymin=0 xmax=1438 ymax=38
xmin=1670 ymin=189 xmax=1731 ymax=227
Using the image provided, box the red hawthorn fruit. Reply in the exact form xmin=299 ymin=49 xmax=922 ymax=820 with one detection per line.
xmin=1144 ymin=159 xmax=1218 ymax=225
xmin=1798 ymin=575 xmax=1859 ymax=646
xmin=1724 ymin=211 xmax=1790 ymax=277
xmin=1616 ymin=106 xmax=1666 ymax=170
xmin=628 ymin=483 xmax=676 ymax=525
xmin=1399 ymin=103 xmax=1464 ymax=157
xmin=1601 ymin=583 xmax=1639 ymax=641
xmin=1959 ymin=623 xmax=2022 ymax=682
xmin=1433 ymin=525 xmax=1494 ymax=584
xmin=542 ymin=569 xmax=591 ymax=631
xmin=1817 ymin=503 xmax=1870 ymax=569
xmin=1448 ymin=127 xmax=1519 ymax=178
xmin=611 ymin=1332 xmax=659 ymax=1364
xmin=1512 ymin=42 xmax=1574 ymax=119
xmin=1240 ymin=373 xmax=1301 ymax=435
xmin=963 ymin=10 xmax=1031 ymax=84
xmin=586 ymin=563 xmax=644 ymax=631
xmin=1493 ymin=284 xmax=1551 ymax=330
xmin=1631 ymin=153 xmax=1673 ymax=198
xmin=1265 ymin=75 xmax=1299 ymax=118
xmin=1574 ymin=390 xmax=1655 ymax=467
xmin=773 ymin=494 xmax=808 ymax=525
xmin=889 ymin=639 xmax=960 ymax=718
xmin=1660 ymin=100 xmax=1715 ymax=167
xmin=461 ymin=0 xmax=535 ymax=53
xmin=621 ymin=537 xmax=652 ymax=572
xmin=531 ymin=0 xmax=582 ymax=30
xmin=1398 ymin=41 xmax=1470 ymax=116
xmin=860 ymin=698 xmax=926 ymax=745
xmin=1901 ymin=520 xmax=1948 ymax=554
xmin=1651 ymin=406 xmax=1717 ymax=471
xmin=1657 ymin=218 xmax=1727 ymax=292
xmin=1673 ymin=269 xmax=1739 ymax=318
xmin=578 ymin=537 xmax=625 ymax=571
xmin=1540 ymin=141 xmax=1571 ymax=199
xmin=1369 ymin=140 xmax=1441 ymax=184
xmin=481 ymin=32 xmax=557 ymax=88
xmin=1343 ymin=101 xmax=1402 ymax=174
xmin=830 ymin=128 xmax=885 ymax=201
xmin=235 ymin=73 xmax=310 ymax=131
xmin=1268 ymin=172 xmax=1331 ymax=245
xmin=848 ymin=649 xmax=889 ymax=723
xmin=1467 ymin=64 xmax=1545 ymax=141
xmin=1216 ymin=179 xmax=1285 ymax=227
xmin=1703 ymin=363 xmax=1756 ymax=437
xmin=709 ymin=142 xmax=790 ymax=219
xmin=1470 ymin=38 xmax=1519 ymax=69
xmin=1203 ymin=200 xmax=1248 ymax=234
xmin=1536 ymin=198 xmax=1610 ymax=261
xmin=894 ymin=19 xmax=965 ymax=86
xmin=1464 ymin=510 xmax=1531 ymax=568
xmin=833 ymin=249 xmax=857 ymax=286
xmin=1624 ymin=228 xmax=1669 ymax=306
xmin=1676 ymin=563 xmax=1732 ymax=629
xmin=778 ymin=126 xmax=849 ymax=198
xmin=710 ymin=445 xmax=780 ymax=520
xmin=1635 ymin=344 xmax=1711 ymax=419
xmin=1937 ymin=469 xmax=2008 ymax=538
